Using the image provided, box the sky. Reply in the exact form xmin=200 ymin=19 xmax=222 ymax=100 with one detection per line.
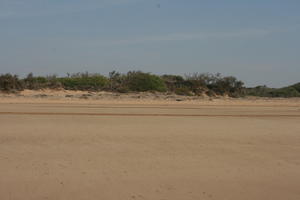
xmin=0 ymin=0 xmax=299 ymax=87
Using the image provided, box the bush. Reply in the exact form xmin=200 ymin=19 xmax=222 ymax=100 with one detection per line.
xmin=162 ymin=75 xmax=185 ymax=91
xmin=108 ymin=71 xmax=129 ymax=92
xmin=269 ymin=87 xmax=300 ymax=98
xmin=0 ymin=74 xmax=23 ymax=92
xmin=290 ymin=82 xmax=300 ymax=93
xmin=59 ymin=73 xmax=108 ymax=91
xmin=125 ymin=71 xmax=167 ymax=92
xmin=184 ymin=73 xmax=211 ymax=95
xmin=245 ymin=85 xmax=272 ymax=97
xmin=245 ymin=83 xmax=300 ymax=98
xmin=24 ymin=73 xmax=48 ymax=89
xmin=213 ymin=76 xmax=244 ymax=96
xmin=45 ymin=75 xmax=62 ymax=89
xmin=184 ymin=73 xmax=244 ymax=97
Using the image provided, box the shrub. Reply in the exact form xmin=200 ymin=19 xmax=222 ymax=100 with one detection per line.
xmin=108 ymin=71 xmax=129 ymax=92
xmin=125 ymin=71 xmax=167 ymax=92
xmin=45 ymin=75 xmax=62 ymax=89
xmin=184 ymin=73 xmax=244 ymax=97
xmin=184 ymin=73 xmax=210 ymax=95
xmin=162 ymin=75 xmax=185 ymax=91
xmin=24 ymin=73 xmax=48 ymax=89
xmin=58 ymin=73 xmax=108 ymax=91
xmin=290 ymin=82 xmax=300 ymax=93
xmin=0 ymin=74 xmax=23 ymax=92
xmin=245 ymin=85 xmax=273 ymax=97
xmin=213 ymin=76 xmax=244 ymax=96
xmin=245 ymin=83 xmax=300 ymax=98
xmin=269 ymin=87 xmax=300 ymax=98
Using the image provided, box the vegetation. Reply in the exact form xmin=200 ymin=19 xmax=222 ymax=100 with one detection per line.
xmin=108 ymin=71 xmax=167 ymax=92
xmin=162 ymin=73 xmax=244 ymax=97
xmin=126 ymin=71 xmax=167 ymax=92
xmin=58 ymin=72 xmax=108 ymax=91
xmin=245 ymin=83 xmax=300 ymax=98
xmin=0 ymin=71 xmax=298 ymax=98
xmin=0 ymin=74 xmax=23 ymax=92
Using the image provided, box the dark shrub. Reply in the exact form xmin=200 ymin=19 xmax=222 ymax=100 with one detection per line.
xmin=245 ymin=85 xmax=273 ymax=97
xmin=24 ymin=73 xmax=49 ymax=89
xmin=162 ymin=75 xmax=185 ymax=91
xmin=108 ymin=71 xmax=129 ymax=92
xmin=269 ymin=87 xmax=300 ymax=98
xmin=0 ymin=74 xmax=23 ymax=92
xmin=184 ymin=73 xmax=244 ymax=97
xmin=213 ymin=76 xmax=244 ymax=96
xmin=245 ymin=83 xmax=300 ymax=98
xmin=290 ymin=82 xmax=300 ymax=93
xmin=184 ymin=73 xmax=210 ymax=95
xmin=45 ymin=75 xmax=62 ymax=89
xmin=125 ymin=71 xmax=167 ymax=92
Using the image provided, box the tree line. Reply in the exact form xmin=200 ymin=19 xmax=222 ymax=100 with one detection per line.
xmin=0 ymin=71 xmax=298 ymax=97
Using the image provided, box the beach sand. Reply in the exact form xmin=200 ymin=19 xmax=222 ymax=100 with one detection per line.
xmin=0 ymin=93 xmax=299 ymax=200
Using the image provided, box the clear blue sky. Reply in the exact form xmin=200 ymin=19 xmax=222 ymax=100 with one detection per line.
xmin=0 ymin=0 xmax=299 ymax=87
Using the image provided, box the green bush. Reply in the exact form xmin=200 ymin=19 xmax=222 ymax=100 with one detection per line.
xmin=125 ymin=71 xmax=167 ymax=92
xmin=245 ymin=85 xmax=273 ymax=97
xmin=269 ymin=87 xmax=300 ymax=98
xmin=59 ymin=73 xmax=108 ymax=91
xmin=246 ymin=83 xmax=300 ymax=98
xmin=290 ymin=82 xmax=300 ymax=93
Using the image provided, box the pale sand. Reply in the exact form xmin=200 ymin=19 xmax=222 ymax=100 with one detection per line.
xmin=0 ymin=97 xmax=300 ymax=200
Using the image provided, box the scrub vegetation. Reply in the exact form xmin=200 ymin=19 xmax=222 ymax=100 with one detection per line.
xmin=245 ymin=83 xmax=300 ymax=97
xmin=0 ymin=71 xmax=298 ymax=97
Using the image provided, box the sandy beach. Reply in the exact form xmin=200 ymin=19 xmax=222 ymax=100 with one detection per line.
xmin=0 ymin=93 xmax=300 ymax=200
